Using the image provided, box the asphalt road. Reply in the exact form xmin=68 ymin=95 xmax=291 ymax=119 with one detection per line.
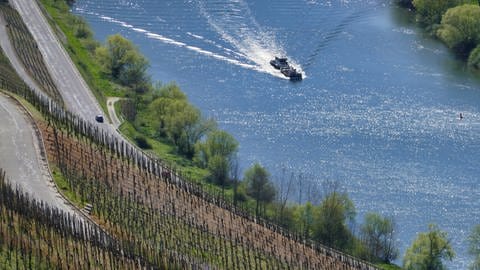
xmin=10 ymin=0 xmax=104 ymax=123
xmin=0 ymin=93 xmax=74 ymax=214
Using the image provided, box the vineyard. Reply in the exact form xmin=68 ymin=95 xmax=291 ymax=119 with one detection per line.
xmin=1 ymin=68 xmax=378 ymax=270
xmin=0 ymin=3 xmax=63 ymax=104
xmin=0 ymin=168 xmax=204 ymax=269
xmin=0 ymin=36 xmax=29 ymax=92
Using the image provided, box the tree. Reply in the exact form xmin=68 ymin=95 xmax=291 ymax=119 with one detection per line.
xmin=313 ymin=192 xmax=355 ymax=250
xmin=361 ymin=212 xmax=399 ymax=263
xmin=403 ymin=224 xmax=455 ymax=270
xmin=229 ymin=155 xmax=241 ymax=206
xmin=243 ymin=163 xmax=276 ymax=217
xmin=195 ymin=130 xmax=238 ymax=168
xmin=469 ymin=225 xmax=480 ymax=270
xmin=412 ymin=0 xmax=475 ymax=27
xmin=437 ymin=4 xmax=480 ymax=56
xmin=207 ymin=155 xmax=229 ymax=192
xmin=195 ymin=130 xmax=238 ymax=190
xmin=147 ymin=84 xmax=215 ymax=157
xmin=276 ymin=168 xmax=295 ymax=221
xmin=294 ymin=202 xmax=315 ymax=239
xmin=468 ymin=44 xmax=480 ymax=69
xmin=96 ymin=34 xmax=150 ymax=92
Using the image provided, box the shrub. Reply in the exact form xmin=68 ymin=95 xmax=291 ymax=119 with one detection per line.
xmin=134 ymin=135 xmax=152 ymax=149
xmin=468 ymin=45 xmax=480 ymax=69
xmin=436 ymin=4 xmax=480 ymax=56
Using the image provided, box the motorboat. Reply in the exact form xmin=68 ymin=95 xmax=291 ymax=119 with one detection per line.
xmin=270 ymin=57 xmax=303 ymax=81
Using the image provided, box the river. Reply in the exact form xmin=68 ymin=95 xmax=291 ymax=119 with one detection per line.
xmin=73 ymin=0 xmax=480 ymax=267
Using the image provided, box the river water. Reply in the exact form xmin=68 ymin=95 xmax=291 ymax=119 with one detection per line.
xmin=73 ymin=0 xmax=480 ymax=267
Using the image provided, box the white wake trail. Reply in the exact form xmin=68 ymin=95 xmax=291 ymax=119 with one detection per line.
xmin=196 ymin=0 xmax=305 ymax=78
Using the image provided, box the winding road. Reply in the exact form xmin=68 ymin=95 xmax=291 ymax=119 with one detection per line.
xmin=0 ymin=0 xmax=106 ymax=215
xmin=0 ymin=93 xmax=74 ymax=214
xmin=10 ymin=0 xmax=104 ymax=123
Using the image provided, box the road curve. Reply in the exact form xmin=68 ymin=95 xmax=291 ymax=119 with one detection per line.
xmin=0 ymin=93 xmax=74 ymax=214
xmin=10 ymin=0 xmax=103 ymax=123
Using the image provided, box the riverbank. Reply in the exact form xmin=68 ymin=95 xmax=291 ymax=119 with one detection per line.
xmin=398 ymin=0 xmax=480 ymax=69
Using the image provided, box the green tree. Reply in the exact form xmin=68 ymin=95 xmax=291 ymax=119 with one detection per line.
xmin=243 ymin=163 xmax=276 ymax=217
xmin=469 ymin=225 xmax=480 ymax=270
xmin=468 ymin=44 xmax=480 ymax=69
xmin=195 ymin=130 xmax=238 ymax=168
xmin=147 ymin=84 xmax=214 ymax=157
xmin=195 ymin=130 xmax=238 ymax=189
xmin=313 ymin=192 xmax=355 ymax=250
xmin=96 ymin=34 xmax=150 ymax=92
xmin=361 ymin=212 xmax=399 ymax=263
xmin=403 ymin=224 xmax=455 ymax=270
xmin=293 ymin=202 xmax=316 ymax=239
xmin=437 ymin=4 xmax=480 ymax=56
xmin=207 ymin=155 xmax=229 ymax=193
xmin=412 ymin=0 xmax=474 ymax=27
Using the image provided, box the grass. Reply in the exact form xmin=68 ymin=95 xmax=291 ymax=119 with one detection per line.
xmin=119 ymin=121 xmax=209 ymax=183
xmin=377 ymin=263 xmax=403 ymax=270
xmin=50 ymin=165 xmax=84 ymax=207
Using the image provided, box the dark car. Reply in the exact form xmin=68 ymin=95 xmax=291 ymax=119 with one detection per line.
xmin=95 ymin=114 xmax=104 ymax=123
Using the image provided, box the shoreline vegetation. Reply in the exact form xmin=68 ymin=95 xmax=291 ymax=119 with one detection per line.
xmin=38 ymin=0 xmax=400 ymax=266
xmin=398 ymin=0 xmax=480 ymax=70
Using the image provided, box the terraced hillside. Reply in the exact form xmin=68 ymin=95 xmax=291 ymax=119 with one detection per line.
xmin=0 ymin=3 xmax=62 ymax=104
xmin=0 ymin=33 xmax=27 ymax=91
xmin=0 ymin=168 xmax=194 ymax=270
xmin=35 ymin=100 xmax=377 ymax=269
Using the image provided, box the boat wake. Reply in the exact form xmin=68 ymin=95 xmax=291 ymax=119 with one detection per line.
xmin=195 ymin=0 xmax=305 ymax=79
xmin=75 ymin=5 xmax=302 ymax=79
xmin=75 ymin=8 xmax=266 ymax=70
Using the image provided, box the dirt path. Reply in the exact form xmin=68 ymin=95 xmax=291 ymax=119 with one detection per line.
xmin=107 ymin=97 xmax=122 ymax=129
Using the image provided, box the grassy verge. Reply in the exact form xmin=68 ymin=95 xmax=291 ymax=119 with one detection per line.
xmin=39 ymin=0 xmax=126 ymax=113
xmin=50 ymin=165 xmax=84 ymax=207
xmin=377 ymin=263 xmax=403 ymax=270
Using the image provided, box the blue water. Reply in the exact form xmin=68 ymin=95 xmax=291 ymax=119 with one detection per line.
xmin=73 ymin=0 xmax=480 ymax=268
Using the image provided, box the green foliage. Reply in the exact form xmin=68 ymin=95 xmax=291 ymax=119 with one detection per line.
xmin=377 ymin=263 xmax=403 ymax=270
xmin=313 ymin=192 xmax=355 ymax=250
xmin=403 ymin=224 xmax=455 ymax=270
xmin=361 ymin=212 xmax=399 ymax=263
xmin=243 ymin=163 xmax=276 ymax=217
xmin=412 ymin=0 xmax=475 ymax=27
xmin=134 ymin=134 xmax=152 ymax=149
xmin=207 ymin=155 xmax=229 ymax=186
xmin=40 ymin=0 xmax=120 ymax=110
xmin=293 ymin=202 xmax=316 ymax=239
xmin=96 ymin=34 xmax=150 ymax=92
xmin=469 ymin=225 xmax=480 ymax=270
xmin=195 ymin=130 xmax=238 ymax=168
xmin=195 ymin=130 xmax=238 ymax=188
xmin=468 ymin=45 xmax=480 ymax=69
xmin=138 ymin=83 xmax=214 ymax=158
xmin=437 ymin=4 xmax=480 ymax=56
